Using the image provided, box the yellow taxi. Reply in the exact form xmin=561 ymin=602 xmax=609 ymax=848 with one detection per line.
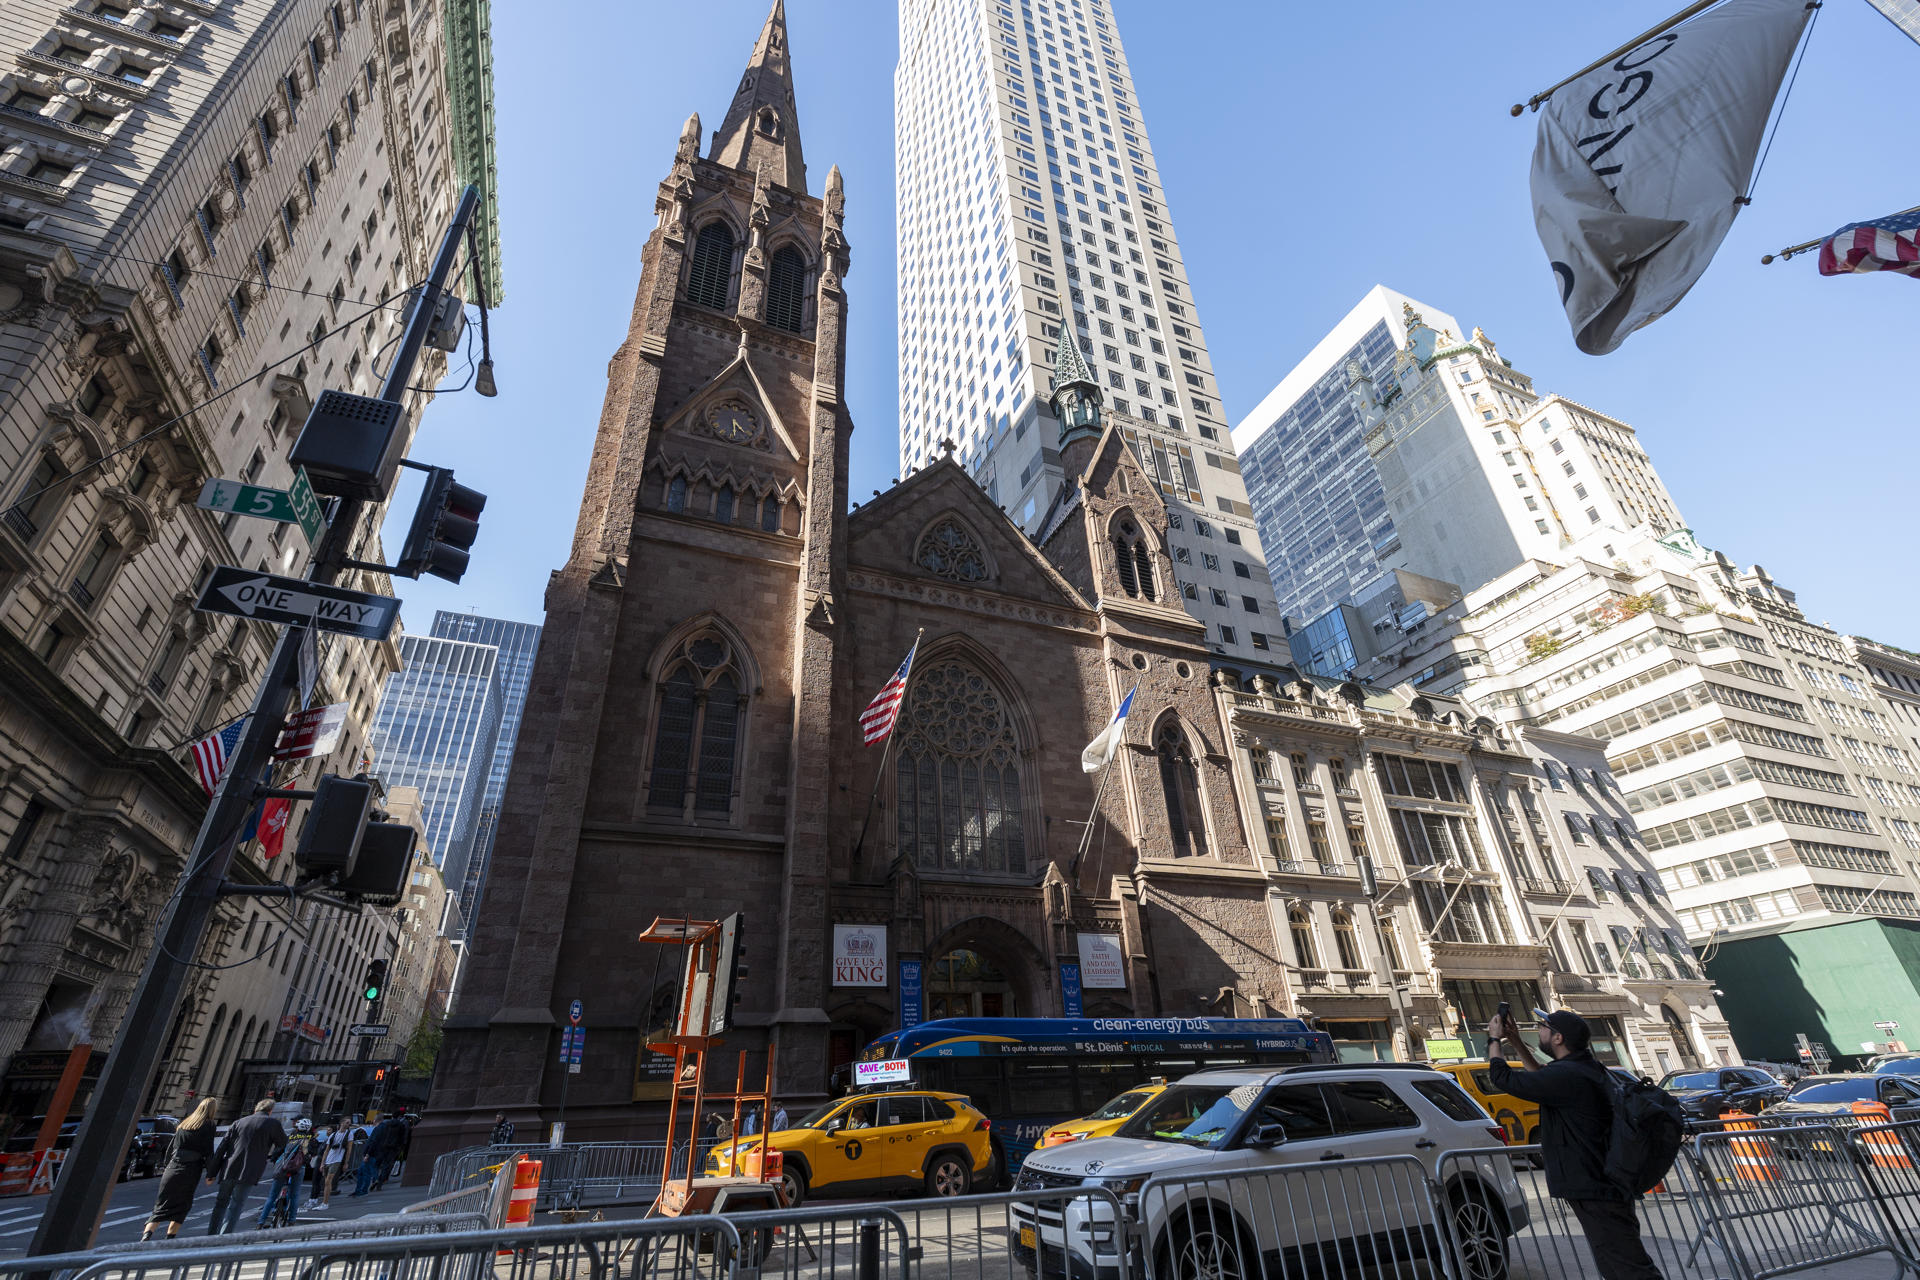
xmin=705 ymin=1090 xmax=992 ymax=1206
xmin=1428 ymin=1059 xmax=1540 ymax=1145
xmin=1033 ymin=1081 xmax=1167 ymax=1150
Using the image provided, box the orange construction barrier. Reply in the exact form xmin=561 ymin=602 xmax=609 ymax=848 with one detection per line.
xmin=1852 ymin=1101 xmax=1913 ymax=1169
xmin=1723 ymin=1111 xmax=1780 ymax=1182
xmin=497 ymin=1155 xmax=541 ymax=1254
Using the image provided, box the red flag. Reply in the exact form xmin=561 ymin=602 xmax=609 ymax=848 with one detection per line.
xmin=259 ymin=797 xmax=292 ymax=859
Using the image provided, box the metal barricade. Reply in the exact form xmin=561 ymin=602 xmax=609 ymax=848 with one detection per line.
xmin=1126 ymin=1155 xmax=1458 ymax=1280
xmin=900 ymin=1185 xmax=1128 ymax=1280
xmin=1849 ymin=1119 xmax=1920 ymax=1270
xmin=1690 ymin=1121 xmax=1897 ymax=1278
xmin=713 ymin=1201 xmax=913 ymax=1280
xmin=1434 ymin=1145 xmax=1729 ymax=1280
xmin=427 ymin=1140 xmax=682 ymax=1208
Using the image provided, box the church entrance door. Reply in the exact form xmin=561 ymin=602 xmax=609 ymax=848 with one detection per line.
xmin=927 ymin=948 xmax=1020 ymax=1020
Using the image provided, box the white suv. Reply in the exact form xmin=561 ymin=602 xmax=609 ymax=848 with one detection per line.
xmin=1010 ymin=1064 xmax=1526 ymax=1280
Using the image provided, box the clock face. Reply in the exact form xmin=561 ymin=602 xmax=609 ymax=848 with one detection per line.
xmin=711 ymin=404 xmax=757 ymax=443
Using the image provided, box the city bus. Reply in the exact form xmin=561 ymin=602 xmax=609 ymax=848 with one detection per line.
xmin=851 ymin=1016 xmax=1336 ymax=1179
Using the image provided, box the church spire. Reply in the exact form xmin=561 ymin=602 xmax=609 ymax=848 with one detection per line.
xmin=1048 ymin=312 xmax=1103 ymax=471
xmin=710 ymin=0 xmax=808 ymax=193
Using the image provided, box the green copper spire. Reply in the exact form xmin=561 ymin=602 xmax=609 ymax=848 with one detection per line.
xmin=1048 ymin=311 xmax=1102 ymax=450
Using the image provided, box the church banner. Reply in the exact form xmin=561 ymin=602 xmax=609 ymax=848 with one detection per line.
xmin=1060 ymin=963 xmax=1084 ymax=1016
xmin=832 ymin=924 xmax=887 ymax=987
xmin=899 ymin=960 xmax=924 ymax=1029
xmin=1077 ymin=934 xmax=1127 ymax=989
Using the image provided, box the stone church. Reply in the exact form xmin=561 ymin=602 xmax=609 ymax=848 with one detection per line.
xmin=421 ymin=3 xmax=1373 ymax=1151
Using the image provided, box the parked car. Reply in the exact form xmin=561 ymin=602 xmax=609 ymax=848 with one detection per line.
xmin=1763 ymin=1073 xmax=1920 ymax=1119
xmin=1010 ymin=1064 xmax=1525 ymax=1280
xmin=1035 ymin=1082 xmax=1167 ymax=1151
xmin=121 ymin=1115 xmax=179 ymax=1180
xmin=705 ymin=1088 xmax=994 ymax=1206
xmin=1870 ymin=1052 xmax=1920 ymax=1077
xmin=1427 ymin=1060 xmax=1540 ymax=1145
xmin=1657 ymin=1066 xmax=1788 ymax=1121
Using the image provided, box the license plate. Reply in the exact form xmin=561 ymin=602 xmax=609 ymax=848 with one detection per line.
xmin=1019 ymin=1227 xmax=1036 ymax=1250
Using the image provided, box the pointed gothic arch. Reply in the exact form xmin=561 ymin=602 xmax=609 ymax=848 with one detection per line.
xmin=890 ymin=637 xmax=1038 ymax=876
xmin=1152 ymin=713 xmax=1210 ymax=858
xmin=685 ymin=216 xmax=741 ymax=311
xmin=1105 ymin=507 xmax=1159 ymax=602
xmin=912 ymin=511 xmax=996 ymax=584
xmin=641 ymin=614 xmax=763 ymax=822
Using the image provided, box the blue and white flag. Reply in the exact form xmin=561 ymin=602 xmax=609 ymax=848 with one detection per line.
xmin=1081 ymin=687 xmax=1136 ymax=773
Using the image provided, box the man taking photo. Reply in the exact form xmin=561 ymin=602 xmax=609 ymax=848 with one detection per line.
xmin=1487 ymin=1007 xmax=1663 ymax=1280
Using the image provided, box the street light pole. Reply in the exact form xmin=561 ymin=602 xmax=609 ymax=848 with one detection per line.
xmin=28 ymin=186 xmax=479 ymax=1258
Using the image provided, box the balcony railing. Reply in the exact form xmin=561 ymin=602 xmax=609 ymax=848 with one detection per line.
xmin=1521 ymin=876 xmax=1578 ymax=898
xmin=67 ymin=578 xmax=94 ymax=609
xmin=2 ymin=507 xmax=37 ymax=542
xmin=147 ymin=672 xmax=168 ymax=698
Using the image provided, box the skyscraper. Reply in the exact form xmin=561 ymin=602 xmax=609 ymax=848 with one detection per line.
xmin=368 ymin=633 xmax=503 ymax=922
xmin=894 ymin=0 xmax=1280 ymax=659
xmin=428 ymin=611 xmax=540 ymax=933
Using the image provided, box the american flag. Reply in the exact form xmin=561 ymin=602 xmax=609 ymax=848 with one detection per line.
xmin=859 ymin=639 xmax=919 ymax=745
xmin=1819 ymin=207 xmax=1920 ymax=277
xmin=190 ymin=718 xmax=248 ymax=795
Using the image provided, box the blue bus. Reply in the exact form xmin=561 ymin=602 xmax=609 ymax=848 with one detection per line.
xmin=853 ymin=1016 xmax=1336 ymax=1177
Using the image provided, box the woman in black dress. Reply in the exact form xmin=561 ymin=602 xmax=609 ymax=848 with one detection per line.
xmin=143 ymin=1097 xmax=218 ymax=1241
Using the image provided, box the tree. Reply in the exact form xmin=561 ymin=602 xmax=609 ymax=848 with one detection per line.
xmin=400 ymin=1012 xmax=443 ymax=1079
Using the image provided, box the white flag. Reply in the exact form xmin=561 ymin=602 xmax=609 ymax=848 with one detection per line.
xmin=1081 ymin=687 xmax=1136 ymax=773
xmin=1530 ymin=0 xmax=1813 ymax=355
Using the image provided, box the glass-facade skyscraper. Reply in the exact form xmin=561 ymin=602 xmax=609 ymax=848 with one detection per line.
xmin=428 ymin=612 xmax=541 ymax=934
xmin=894 ymin=0 xmax=1282 ymax=659
xmin=368 ymin=633 xmax=503 ymax=924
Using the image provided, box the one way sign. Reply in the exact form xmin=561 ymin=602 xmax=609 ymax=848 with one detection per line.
xmin=195 ymin=566 xmax=399 ymax=640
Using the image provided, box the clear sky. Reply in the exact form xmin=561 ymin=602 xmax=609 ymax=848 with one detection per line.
xmin=390 ymin=0 xmax=1920 ymax=647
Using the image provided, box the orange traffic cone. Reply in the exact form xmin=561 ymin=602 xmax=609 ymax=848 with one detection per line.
xmin=498 ymin=1155 xmax=542 ymax=1255
xmin=1852 ymin=1101 xmax=1913 ymax=1170
xmin=1722 ymin=1111 xmax=1779 ymax=1183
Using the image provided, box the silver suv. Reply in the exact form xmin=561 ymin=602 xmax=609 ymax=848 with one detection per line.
xmin=1010 ymin=1064 xmax=1526 ymax=1280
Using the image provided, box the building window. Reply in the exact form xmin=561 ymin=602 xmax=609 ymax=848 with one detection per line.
xmin=1378 ymin=913 xmax=1407 ymax=971
xmin=1331 ymin=911 xmax=1364 ymax=971
xmin=895 ymin=660 xmax=1028 ymax=874
xmin=76 ymin=374 xmax=113 ymax=419
xmin=760 ymin=494 xmax=781 ymax=532
xmin=765 ymin=246 xmax=806 ymax=331
xmin=1347 ymin=823 xmax=1368 ymax=860
xmin=1265 ymin=815 xmax=1291 ymax=864
xmin=1289 ymin=909 xmax=1319 ymax=969
xmin=665 ymin=476 xmax=688 ymax=513
xmin=1111 ymin=518 xmax=1155 ymax=600
xmin=686 ymin=222 xmax=735 ymax=310
xmin=1157 ymin=722 xmax=1207 ymax=858
xmin=646 ymin=630 xmax=746 ymax=817
xmin=1308 ymin=821 xmax=1335 ymax=869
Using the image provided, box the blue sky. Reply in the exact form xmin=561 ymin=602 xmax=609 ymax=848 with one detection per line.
xmin=390 ymin=0 xmax=1920 ymax=646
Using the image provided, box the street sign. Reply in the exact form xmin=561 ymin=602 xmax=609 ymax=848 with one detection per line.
xmin=195 ymin=566 xmax=399 ymax=640
xmin=1877 ymin=1020 xmax=1901 ymax=1032
xmin=275 ymin=702 xmax=348 ymax=761
xmin=348 ymin=1023 xmax=390 ymax=1038
xmin=297 ymin=626 xmax=319 ymax=705
xmin=196 ymin=468 xmax=326 ymax=546
xmin=569 ymin=999 xmax=583 ymax=1026
xmin=560 ymin=1025 xmax=584 ymax=1067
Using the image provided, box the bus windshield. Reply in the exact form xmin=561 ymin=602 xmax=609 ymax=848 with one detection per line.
xmin=1117 ymin=1084 xmax=1261 ymax=1149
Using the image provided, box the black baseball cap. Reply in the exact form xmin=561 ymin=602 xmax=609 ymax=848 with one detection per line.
xmin=1539 ymin=1008 xmax=1592 ymax=1050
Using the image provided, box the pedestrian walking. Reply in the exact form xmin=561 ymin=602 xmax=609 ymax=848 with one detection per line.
xmin=374 ymin=1109 xmax=410 ymax=1190
xmin=1488 ymin=1008 xmax=1665 ymax=1280
xmin=256 ymin=1118 xmax=316 ymax=1228
xmin=350 ymin=1114 xmax=400 ymax=1197
xmin=771 ymin=1101 xmax=788 ymax=1132
xmin=317 ymin=1119 xmax=349 ymax=1207
xmin=204 ymin=1099 xmax=287 ymax=1236
xmin=490 ymin=1111 xmax=515 ymax=1145
xmin=143 ymin=1097 xmax=219 ymax=1241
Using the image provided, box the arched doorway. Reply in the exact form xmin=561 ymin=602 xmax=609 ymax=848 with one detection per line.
xmin=927 ymin=949 xmax=1021 ymax=1019
xmin=1661 ymin=1004 xmax=1701 ymax=1069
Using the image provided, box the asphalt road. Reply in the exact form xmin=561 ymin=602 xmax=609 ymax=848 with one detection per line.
xmin=0 ymin=1167 xmax=424 ymax=1255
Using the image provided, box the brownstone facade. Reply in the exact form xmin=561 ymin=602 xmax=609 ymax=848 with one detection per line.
xmin=416 ymin=3 xmax=1295 ymax=1163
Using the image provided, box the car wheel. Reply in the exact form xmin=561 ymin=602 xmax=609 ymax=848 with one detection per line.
xmin=778 ymin=1166 xmax=807 ymax=1209
xmin=1169 ymin=1219 xmax=1249 ymax=1280
xmin=924 ymin=1153 xmax=970 ymax=1198
xmin=1449 ymin=1185 xmax=1510 ymax=1280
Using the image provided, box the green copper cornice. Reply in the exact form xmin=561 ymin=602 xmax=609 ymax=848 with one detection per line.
xmin=444 ymin=0 xmax=502 ymax=302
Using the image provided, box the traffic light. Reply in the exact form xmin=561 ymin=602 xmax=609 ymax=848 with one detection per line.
xmin=334 ymin=822 xmax=416 ymax=905
xmin=293 ymin=775 xmax=373 ymax=877
xmin=363 ymin=958 xmax=388 ymax=1002
xmin=396 ymin=466 xmax=485 ymax=583
xmin=707 ymin=913 xmax=747 ymax=1035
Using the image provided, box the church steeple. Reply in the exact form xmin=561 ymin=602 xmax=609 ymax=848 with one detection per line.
xmin=710 ymin=0 xmax=808 ymax=193
xmin=1048 ymin=314 xmax=1103 ymax=474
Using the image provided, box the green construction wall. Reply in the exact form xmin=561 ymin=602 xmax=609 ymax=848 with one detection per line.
xmin=1704 ymin=918 xmax=1920 ymax=1068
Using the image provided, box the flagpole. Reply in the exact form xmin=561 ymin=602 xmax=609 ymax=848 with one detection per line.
xmin=1067 ymin=755 xmax=1116 ymax=884
xmin=1509 ymin=0 xmax=1722 ymax=115
xmin=852 ymin=628 xmax=924 ymax=874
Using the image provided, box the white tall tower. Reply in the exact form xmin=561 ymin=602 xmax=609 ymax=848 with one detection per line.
xmin=895 ymin=0 xmax=1282 ymax=659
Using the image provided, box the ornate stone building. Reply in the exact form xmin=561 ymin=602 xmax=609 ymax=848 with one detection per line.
xmin=0 ymin=0 xmax=497 ymax=1128
xmin=419 ymin=4 xmax=1724 ymax=1166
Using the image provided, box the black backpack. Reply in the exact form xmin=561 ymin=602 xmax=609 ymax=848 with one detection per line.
xmin=1605 ymin=1072 xmax=1685 ymax=1195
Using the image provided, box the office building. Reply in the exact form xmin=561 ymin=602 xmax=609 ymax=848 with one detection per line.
xmin=0 ymin=0 xmax=496 ymax=1121
xmin=428 ymin=611 xmax=539 ymax=934
xmin=368 ymin=632 xmax=503 ymax=920
xmin=894 ymin=0 xmax=1281 ymax=659
xmin=1234 ymin=286 xmax=1685 ymax=626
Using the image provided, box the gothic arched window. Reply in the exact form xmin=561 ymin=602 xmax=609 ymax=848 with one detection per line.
xmin=916 ymin=518 xmax=990 ymax=583
xmin=895 ymin=660 xmax=1028 ymax=875
xmin=715 ymin=486 xmax=736 ymax=524
xmin=1112 ymin=518 xmax=1155 ymax=601
xmin=1157 ymin=722 xmax=1207 ymax=857
xmin=666 ymin=476 xmax=688 ymax=513
xmin=687 ymin=222 xmax=735 ymax=310
xmin=647 ymin=630 xmax=748 ymax=818
xmin=761 ymin=494 xmax=782 ymax=532
xmin=766 ymin=246 xmax=806 ymax=332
